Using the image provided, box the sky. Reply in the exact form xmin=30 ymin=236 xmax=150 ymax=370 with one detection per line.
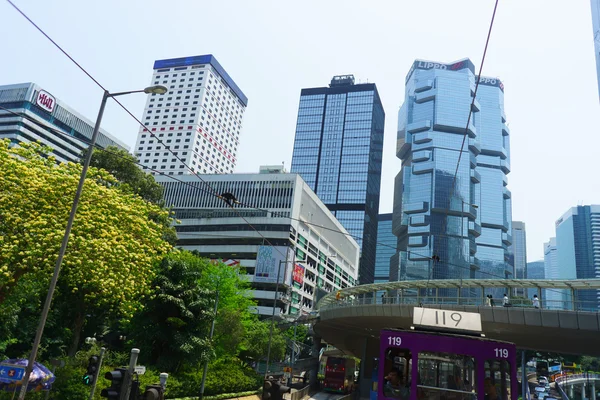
xmin=1 ymin=0 xmax=599 ymax=261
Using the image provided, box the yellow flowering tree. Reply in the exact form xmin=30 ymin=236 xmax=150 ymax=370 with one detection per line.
xmin=0 ymin=140 xmax=173 ymax=354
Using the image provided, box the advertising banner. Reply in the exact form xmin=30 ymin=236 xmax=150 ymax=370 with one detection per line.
xmin=293 ymin=264 xmax=305 ymax=285
xmin=254 ymin=246 xmax=293 ymax=284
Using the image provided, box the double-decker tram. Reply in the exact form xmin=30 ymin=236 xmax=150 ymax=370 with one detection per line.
xmin=377 ymin=307 xmax=517 ymax=400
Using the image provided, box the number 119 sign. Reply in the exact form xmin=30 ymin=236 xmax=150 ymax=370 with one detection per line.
xmin=413 ymin=307 xmax=482 ymax=333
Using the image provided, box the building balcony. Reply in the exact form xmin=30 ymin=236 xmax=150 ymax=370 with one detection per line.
xmin=413 ymin=150 xmax=431 ymax=162
xmin=500 ymin=159 xmax=510 ymax=173
xmin=470 ymin=238 xmax=477 ymax=255
xmin=410 ymin=215 xmax=428 ymax=226
xmin=470 ymin=169 xmax=481 ymax=183
xmin=468 ymin=221 xmax=482 ymax=237
xmin=413 ymin=161 xmax=434 ymax=175
xmin=469 ymin=138 xmax=481 ymax=155
xmin=503 ymin=188 xmax=512 ymax=199
xmin=470 ymin=256 xmax=480 ymax=270
xmin=502 ymin=232 xmax=512 ymax=245
xmin=415 ymin=88 xmax=437 ymax=103
xmin=408 ymin=235 xmax=428 ymax=247
xmin=413 ymin=131 xmax=433 ymax=144
xmin=404 ymin=202 xmax=429 ymax=214
xmin=501 ymin=110 xmax=507 ymax=123
xmin=502 ymin=123 xmax=510 ymax=136
xmin=471 ymin=99 xmax=481 ymax=112
xmin=407 ymin=120 xmax=432 ymax=134
xmin=414 ymin=80 xmax=433 ymax=93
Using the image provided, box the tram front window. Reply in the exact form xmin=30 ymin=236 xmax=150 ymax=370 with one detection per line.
xmin=383 ymin=348 xmax=412 ymax=400
xmin=484 ymin=360 xmax=511 ymax=400
xmin=417 ymin=352 xmax=477 ymax=400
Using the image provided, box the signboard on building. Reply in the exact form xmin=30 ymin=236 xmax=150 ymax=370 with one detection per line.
xmin=36 ymin=90 xmax=56 ymax=113
xmin=254 ymin=246 xmax=293 ymax=284
xmin=293 ymin=264 xmax=305 ymax=285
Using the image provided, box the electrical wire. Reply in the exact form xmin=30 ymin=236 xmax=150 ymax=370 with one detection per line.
xmin=5 ymin=0 xmax=562 ymax=298
xmin=3 ymin=0 xmax=293 ymax=263
xmin=0 ymin=104 xmax=571 ymax=298
xmin=431 ymin=0 xmax=500 ymax=285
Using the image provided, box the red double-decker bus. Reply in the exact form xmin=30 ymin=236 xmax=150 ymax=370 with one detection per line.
xmin=323 ymin=357 xmax=356 ymax=393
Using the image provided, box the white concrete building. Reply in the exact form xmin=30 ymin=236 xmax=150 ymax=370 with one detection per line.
xmin=134 ymin=54 xmax=247 ymax=175
xmin=0 ymin=82 xmax=127 ymax=162
xmin=157 ymin=168 xmax=360 ymax=318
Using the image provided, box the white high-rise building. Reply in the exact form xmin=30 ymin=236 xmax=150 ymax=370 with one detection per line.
xmin=134 ymin=55 xmax=248 ymax=175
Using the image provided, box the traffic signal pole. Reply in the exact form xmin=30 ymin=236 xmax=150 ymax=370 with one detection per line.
xmin=89 ymin=347 xmax=106 ymax=400
xmin=120 ymin=348 xmax=140 ymax=400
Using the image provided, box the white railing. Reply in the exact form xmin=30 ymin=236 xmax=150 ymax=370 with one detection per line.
xmin=555 ymin=372 xmax=600 ymax=386
xmin=319 ymin=295 xmax=600 ymax=313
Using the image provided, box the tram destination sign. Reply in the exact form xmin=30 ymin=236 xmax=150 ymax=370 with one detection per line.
xmin=413 ymin=307 xmax=482 ymax=333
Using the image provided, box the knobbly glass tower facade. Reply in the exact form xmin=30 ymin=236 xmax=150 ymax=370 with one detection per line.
xmin=392 ymin=59 xmax=513 ymax=290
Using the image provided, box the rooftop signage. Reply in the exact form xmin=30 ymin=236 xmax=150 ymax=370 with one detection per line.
xmin=35 ymin=89 xmax=56 ymax=113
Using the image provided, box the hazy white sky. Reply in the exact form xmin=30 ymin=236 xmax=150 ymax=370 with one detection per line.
xmin=1 ymin=0 xmax=598 ymax=261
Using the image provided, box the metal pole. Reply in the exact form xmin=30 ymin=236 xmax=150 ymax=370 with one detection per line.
xmin=522 ymin=350 xmax=528 ymax=400
xmin=89 ymin=347 xmax=106 ymax=400
xmin=265 ymin=260 xmax=285 ymax=379
xmin=199 ymin=291 xmax=219 ymax=400
xmin=18 ymin=90 xmax=110 ymax=400
xmin=288 ymin=321 xmax=298 ymax=386
xmin=120 ymin=348 xmax=140 ymax=400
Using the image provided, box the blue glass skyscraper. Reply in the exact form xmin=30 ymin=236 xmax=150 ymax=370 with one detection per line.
xmin=291 ymin=75 xmax=385 ymax=284
xmin=510 ymin=221 xmax=527 ymax=296
xmin=555 ymin=205 xmax=600 ymax=310
xmin=393 ymin=59 xmax=512 ymax=287
xmin=375 ymin=213 xmax=396 ymax=283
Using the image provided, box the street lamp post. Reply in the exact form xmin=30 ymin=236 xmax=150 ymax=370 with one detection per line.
xmin=265 ymin=258 xmax=289 ymax=379
xmin=17 ymin=85 xmax=167 ymax=400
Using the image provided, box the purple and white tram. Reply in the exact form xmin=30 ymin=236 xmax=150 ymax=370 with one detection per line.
xmin=378 ymin=328 xmax=517 ymax=400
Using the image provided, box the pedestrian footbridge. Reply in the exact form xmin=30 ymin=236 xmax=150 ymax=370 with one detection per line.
xmin=313 ymin=279 xmax=600 ymax=357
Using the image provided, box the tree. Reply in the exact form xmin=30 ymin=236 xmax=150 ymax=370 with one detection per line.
xmin=127 ymin=251 xmax=215 ymax=373
xmin=0 ymin=140 xmax=173 ymax=355
xmin=241 ymin=320 xmax=287 ymax=363
xmin=195 ymin=257 xmax=257 ymax=359
xmin=83 ymin=146 xmax=164 ymax=204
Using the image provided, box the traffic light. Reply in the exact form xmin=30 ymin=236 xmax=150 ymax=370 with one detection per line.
xmin=262 ymin=379 xmax=290 ymax=400
xmin=100 ymin=368 xmax=126 ymax=399
xmin=83 ymin=355 xmax=100 ymax=385
xmin=142 ymin=384 xmax=164 ymax=400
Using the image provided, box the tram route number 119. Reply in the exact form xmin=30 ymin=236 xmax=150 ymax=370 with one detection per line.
xmin=494 ymin=348 xmax=509 ymax=358
xmin=434 ymin=310 xmax=462 ymax=327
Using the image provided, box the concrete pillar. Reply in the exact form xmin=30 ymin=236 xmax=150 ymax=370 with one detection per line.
xmin=358 ymin=337 xmax=371 ymax=398
xmin=591 ymin=382 xmax=596 ymax=400
xmin=309 ymin=335 xmax=321 ymax=390
xmin=582 ymin=383 xmax=586 ymax=400
xmin=569 ymin=382 xmax=574 ymax=398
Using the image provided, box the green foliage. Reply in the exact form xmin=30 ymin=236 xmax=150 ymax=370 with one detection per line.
xmin=83 ymin=145 xmax=164 ymax=204
xmin=240 ymin=319 xmax=286 ymax=363
xmin=128 ymin=251 xmax=215 ymax=373
xmin=0 ymin=139 xmax=173 ymax=356
xmin=167 ymin=358 xmax=263 ymax=398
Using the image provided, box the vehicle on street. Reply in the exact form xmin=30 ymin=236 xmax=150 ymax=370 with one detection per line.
xmin=533 ymin=386 xmax=549 ymax=400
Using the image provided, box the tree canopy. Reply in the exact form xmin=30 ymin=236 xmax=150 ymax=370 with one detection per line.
xmin=83 ymin=145 xmax=164 ymax=204
xmin=0 ymin=140 xmax=173 ymax=354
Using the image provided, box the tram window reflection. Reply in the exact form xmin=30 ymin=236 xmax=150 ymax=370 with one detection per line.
xmin=417 ymin=352 xmax=477 ymax=400
xmin=383 ymin=348 xmax=412 ymax=400
xmin=485 ymin=360 xmax=511 ymax=400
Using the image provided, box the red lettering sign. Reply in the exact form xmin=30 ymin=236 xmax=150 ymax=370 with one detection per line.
xmin=36 ymin=90 xmax=56 ymax=113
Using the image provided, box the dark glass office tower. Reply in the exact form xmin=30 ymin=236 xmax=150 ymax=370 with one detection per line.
xmin=291 ymin=75 xmax=385 ymax=284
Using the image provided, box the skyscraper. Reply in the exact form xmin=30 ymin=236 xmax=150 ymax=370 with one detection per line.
xmin=510 ymin=221 xmax=527 ymax=296
xmin=290 ymin=75 xmax=385 ymax=284
xmin=555 ymin=205 xmax=600 ymax=310
xmin=134 ymin=55 xmax=247 ymax=175
xmin=0 ymin=82 xmax=127 ymax=162
xmin=526 ymin=260 xmax=545 ymax=299
xmin=543 ymin=238 xmax=569 ymax=309
xmin=592 ymin=0 xmax=600 ymax=100
xmin=393 ymin=59 xmax=512 ymax=288
xmin=375 ymin=213 xmax=396 ymax=283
